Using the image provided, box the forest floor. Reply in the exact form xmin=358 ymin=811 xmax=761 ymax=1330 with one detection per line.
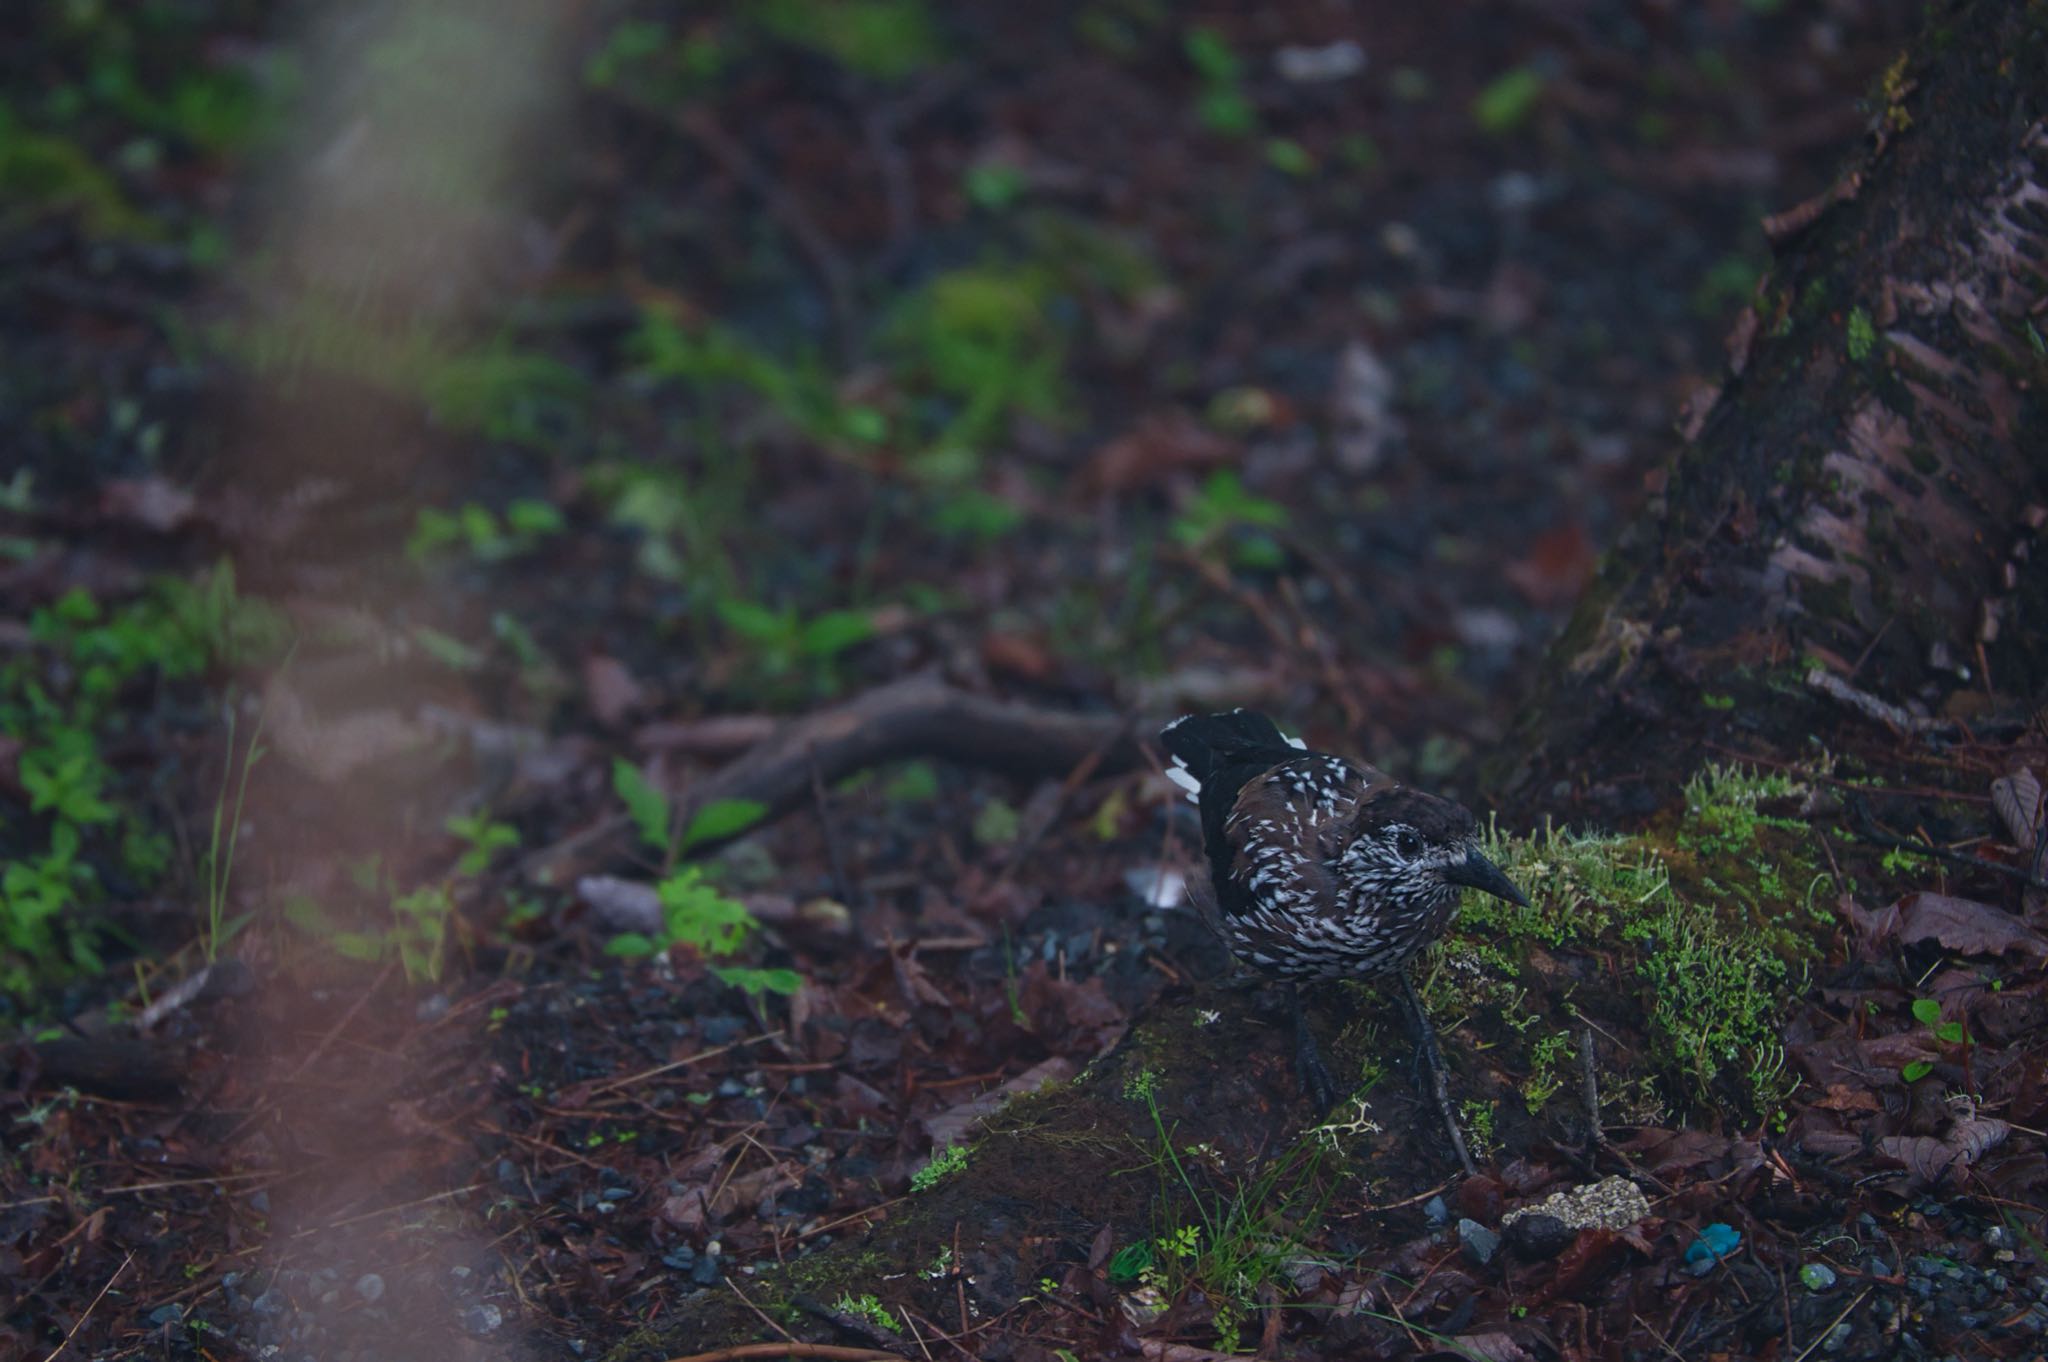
xmin=3 ymin=2 xmax=2045 ymax=1360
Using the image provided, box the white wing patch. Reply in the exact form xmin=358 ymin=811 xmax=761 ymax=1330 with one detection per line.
xmin=1165 ymin=756 xmax=1201 ymax=804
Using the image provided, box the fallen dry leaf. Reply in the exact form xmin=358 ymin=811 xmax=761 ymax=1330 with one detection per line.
xmin=1992 ymin=768 xmax=2042 ymax=851
xmin=1894 ymin=892 xmax=2048 ymax=961
xmin=1876 ymin=1117 xmax=2011 ymax=1189
xmin=1079 ymin=409 xmax=1236 ymax=496
xmin=99 ymin=477 xmax=195 ymax=532
xmin=1504 ymin=523 xmax=1595 ymax=610
xmin=581 ymin=654 xmax=645 ymax=726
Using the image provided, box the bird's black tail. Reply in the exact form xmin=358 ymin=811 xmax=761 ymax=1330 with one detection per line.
xmin=1160 ymin=709 xmax=1299 ymax=783
xmin=1160 ymin=710 xmax=1304 ymax=864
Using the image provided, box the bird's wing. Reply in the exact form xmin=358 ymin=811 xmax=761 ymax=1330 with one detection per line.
xmin=1216 ymin=753 xmax=1391 ymax=922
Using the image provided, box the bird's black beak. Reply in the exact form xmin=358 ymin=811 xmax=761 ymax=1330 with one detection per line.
xmin=1444 ymin=851 xmax=1530 ymax=908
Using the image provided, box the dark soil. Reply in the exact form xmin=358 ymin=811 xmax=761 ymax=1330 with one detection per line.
xmin=6 ymin=3 xmax=2047 ymax=1361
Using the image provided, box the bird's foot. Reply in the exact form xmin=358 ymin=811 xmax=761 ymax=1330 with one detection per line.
xmin=1288 ymin=984 xmax=1342 ymax=1116
xmin=1295 ymin=1025 xmax=1341 ymax=1116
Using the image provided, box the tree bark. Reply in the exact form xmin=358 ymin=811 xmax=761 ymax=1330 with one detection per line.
xmin=623 ymin=1 xmax=2048 ymax=1353
xmin=1493 ymin=0 xmax=2048 ymax=817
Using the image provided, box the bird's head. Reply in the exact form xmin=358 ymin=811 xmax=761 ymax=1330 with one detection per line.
xmin=1335 ymin=789 xmax=1530 ymax=914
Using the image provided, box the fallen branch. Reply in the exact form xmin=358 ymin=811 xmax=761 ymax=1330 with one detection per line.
xmin=525 ymin=675 xmax=1144 ymax=883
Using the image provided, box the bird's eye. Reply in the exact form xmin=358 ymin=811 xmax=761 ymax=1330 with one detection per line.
xmin=1395 ymin=830 xmax=1422 ymax=857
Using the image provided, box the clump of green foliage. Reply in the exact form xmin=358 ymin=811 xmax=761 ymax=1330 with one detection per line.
xmin=1171 ymin=470 xmax=1289 ymax=570
xmin=831 ymin=1291 xmax=902 ymax=1333
xmin=1 ymin=566 xmax=286 ymax=1007
xmin=219 ymin=302 xmax=587 ymax=446
xmin=1472 ymin=67 xmax=1546 ymax=134
xmin=911 ymin=1142 xmax=970 ymax=1191
xmin=1183 ymin=26 xmax=1256 ymax=136
xmin=756 ymin=0 xmax=944 ymax=82
xmin=1420 ymin=764 xmax=1826 ymax=1126
xmin=407 ymin=498 xmax=565 ymax=565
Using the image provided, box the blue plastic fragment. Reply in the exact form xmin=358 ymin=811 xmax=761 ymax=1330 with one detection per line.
xmin=1684 ymin=1222 xmax=1742 ymax=1273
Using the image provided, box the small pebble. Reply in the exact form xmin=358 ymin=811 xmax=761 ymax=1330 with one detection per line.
xmin=460 ymin=1303 xmax=502 ymax=1335
xmin=1457 ymin=1219 xmax=1501 ymax=1267
xmin=1801 ymin=1263 xmax=1837 ymax=1292
xmin=1423 ymin=1195 xmax=1450 ymax=1228
xmin=691 ymin=1256 xmax=720 ymax=1286
xmin=1822 ymin=1321 xmax=1854 ymax=1353
xmin=148 ymin=1304 xmax=184 ymax=1325
xmin=354 ymin=1273 xmax=385 ymax=1303
xmin=1986 ymin=1225 xmax=2012 ymax=1249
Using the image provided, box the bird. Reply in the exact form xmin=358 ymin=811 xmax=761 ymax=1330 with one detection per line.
xmin=1160 ymin=708 xmax=1529 ymax=1174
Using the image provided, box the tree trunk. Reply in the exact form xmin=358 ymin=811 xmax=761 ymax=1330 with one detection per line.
xmin=1494 ymin=0 xmax=2048 ymax=816
xmin=624 ymin=1 xmax=2048 ymax=1353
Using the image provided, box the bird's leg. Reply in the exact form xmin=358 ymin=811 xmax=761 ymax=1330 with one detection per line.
xmin=1397 ymin=971 xmax=1478 ymax=1177
xmin=1288 ymin=983 xmax=1341 ymax=1115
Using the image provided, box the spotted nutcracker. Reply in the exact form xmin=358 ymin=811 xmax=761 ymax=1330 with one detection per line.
xmin=1162 ymin=708 xmax=1528 ymax=1173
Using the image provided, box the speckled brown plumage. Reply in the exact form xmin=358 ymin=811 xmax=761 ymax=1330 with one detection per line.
xmin=1161 ymin=708 xmax=1529 ymax=1170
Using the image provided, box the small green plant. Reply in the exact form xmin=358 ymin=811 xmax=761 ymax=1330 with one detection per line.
xmin=1184 ymin=27 xmax=1255 ymax=136
xmin=831 ymin=1291 xmax=902 ymax=1333
xmin=1123 ymin=1076 xmax=1337 ymax=1352
xmin=1473 ymin=67 xmax=1546 ymax=134
xmin=912 ymin=1142 xmax=970 ymax=1191
xmin=715 ymin=598 xmax=874 ymax=697
xmin=446 ymin=809 xmax=520 ymax=876
xmin=1902 ymin=997 xmax=1968 ymax=1082
xmin=1171 ymin=470 xmax=1288 ymax=569
xmin=1460 ymin=1098 xmax=1497 ymax=1156
xmin=1522 ymin=1032 xmax=1576 ymax=1114
xmin=390 ymin=884 xmax=454 ymax=983
xmin=605 ymin=764 xmax=795 ymax=995
xmin=964 ymin=162 xmax=1027 ymax=211
xmin=407 ymin=498 xmax=564 ymax=564
xmin=756 ymin=0 xmax=943 ymax=82
xmin=585 ymin=18 xmax=727 ymax=98
xmin=1846 ymin=306 xmax=1878 ymax=362
xmin=1264 ymin=137 xmax=1314 ymax=176
xmin=201 ymin=701 xmax=270 ymax=962
xmin=884 ymin=263 xmax=1069 ymax=459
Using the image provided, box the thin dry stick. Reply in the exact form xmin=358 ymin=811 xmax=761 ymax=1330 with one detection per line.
xmin=662 ymin=1347 xmax=900 ymax=1362
xmin=284 ymin=1182 xmax=483 ymax=1240
xmin=1790 ymin=1288 xmax=1871 ymax=1362
xmin=39 ymin=1250 xmax=132 ymax=1362
xmin=725 ymin=1277 xmax=798 ymax=1345
xmin=810 ymin=747 xmax=861 ymax=911
xmin=580 ymin=1031 xmax=783 ymax=1098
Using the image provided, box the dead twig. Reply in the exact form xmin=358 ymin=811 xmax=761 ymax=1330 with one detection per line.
xmin=661 ymin=1346 xmax=902 ymax=1362
xmin=1790 ymin=1287 xmax=1871 ymax=1362
xmin=38 ymin=1249 xmax=131 ymax=1362
xmin=810 ymin=746 xmax=862 ymax=911
xmin=523 ymin=675 xmax=1143 ymax=883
